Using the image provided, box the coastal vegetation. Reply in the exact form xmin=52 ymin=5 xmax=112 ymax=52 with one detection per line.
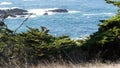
xmin=0 ymin=0 xmax=119 ymax=67
xmin=81 ymin=0 xmax=120 ymax=61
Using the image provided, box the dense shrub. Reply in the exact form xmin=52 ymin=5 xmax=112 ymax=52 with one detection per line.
xmin=81 ymin=14 xmax=120 ymax=61
xmin=0 ymin=26 xmax=80 ymax=65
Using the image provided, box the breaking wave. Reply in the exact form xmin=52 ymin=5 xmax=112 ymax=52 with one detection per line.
xmin=23 ymin=0 xmax=34 ymax=1
xmin=0 ymin=2 xmax=12 ymax=5
xmin=68 ymin=10 xmax=80 ymax=14
xmin=0 ymin=7 xmax=81 ymax=18
xmin=83 ymin=13 xmax=115 ymax=16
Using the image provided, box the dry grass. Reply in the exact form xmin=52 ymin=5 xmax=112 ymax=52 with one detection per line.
xmin=33 ymin=62 xmax=120 ymax=68
xmin=2 ymin=62 xmax=120 ymax=68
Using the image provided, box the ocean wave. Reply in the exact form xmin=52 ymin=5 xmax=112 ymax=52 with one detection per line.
xmin=68 ymin=11 xmax=80 ymax=14
xmin=7 ymin=14 xmax=37 ymax=19
xmin=0 ymin=2 xmax=12 ymax=5
xmin=83 ymin=13 xmax=115 ymax=16
xmin=0 ymin=8 xmax=57 ymax=19
xmin=23 ymin=0 xmax=34 ymax=1
xmin=0 ymin=7 xmax=79 ymax=19
xmin=0 ymin=8 xmax=9 ymax=10
xmin=28 ymin=8 xmax=70 ymax=16
xmin=0 ymin=7 xmax=20 ymax=10
xmin=28 ymin=8 xmax=80 ymax=16
xmin=28 ymin=8 xmax=54 ymax=16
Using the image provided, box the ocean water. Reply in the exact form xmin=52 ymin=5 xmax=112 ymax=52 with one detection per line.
xmin=0 ymin=0 xmax=118 ymax=39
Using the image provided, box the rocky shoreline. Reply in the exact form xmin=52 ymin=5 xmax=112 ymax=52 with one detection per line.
xmin=0 ymin=8 xmax=68 ymax=17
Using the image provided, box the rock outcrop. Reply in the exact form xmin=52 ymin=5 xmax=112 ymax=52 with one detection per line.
xmin=0 ymin=8 xmax=28 ymax=17
xmin=0 ymin=8 xmax=68 ymax=17
xmin=47 ymin=9 xmax=68 ymax=13
xmin=43 ymin=12 xmax=48 ymax=15
xmin=8 ymin=8 xmax=28 ymax=15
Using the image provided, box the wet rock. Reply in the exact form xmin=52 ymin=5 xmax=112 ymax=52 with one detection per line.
xmin=0 ymin=10 xmax=5 ymax=14
xmin=0 ymin=8 xmax=28 ymax=17
xmin=47 ymin=9 xmax=68 ymax=13
xmin=43 ymin=12 xmax=48 ymax=15
xmin=8 ymin=8 xmax=28 ymax=15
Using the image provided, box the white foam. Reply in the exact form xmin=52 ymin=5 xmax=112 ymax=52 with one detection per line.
xmin=0 ymin=7 xmax=9 ymax=10
xmin=0 ymin=8 xmax=79 ymax=18
xmin=7 ymin=15 xmax=32 ymax=19
xmin=28 ymin=8 xmax=60 ymax=16
xmin=28 ymin=9 xmax=45 ymax=16
xmin=68 ymin=11 xmax=80 ymax=13
xmin=11 ymin=7 xmax=20 ymax=9
xmin=23 ymin=0 xmax=34 ymax=1
xmin=7 ymin=16 xmax=18 ymax=19
xmin=28 ymin=8 xmax=80 ymax=16
xmin=0 ymin=2 xmax=12 ymax=5
xmin=83 ymin=13 xmax=115 ymax=16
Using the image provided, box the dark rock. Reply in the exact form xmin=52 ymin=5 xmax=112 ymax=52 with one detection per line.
xmin=0 ymin=8 xmax=28 ymax=17
xmin=99 ymin=20 xmax=107 ymax=22
xmin=9 ymin=8 xmax=27 ymax=12
xmin=43 ymin=12 xmax=48 ymax=15
xmin=0 ymin=21 xmax=5 ymax=26
xmin=47 ymin=9 xmax=68 ymax=13
xmin=0 ymin=8 xmax=68 ymax=17
xmin=7 ymin=8 xmax=28 ymax=15
xmin=0 ymin=10 xmax=5 ymax=14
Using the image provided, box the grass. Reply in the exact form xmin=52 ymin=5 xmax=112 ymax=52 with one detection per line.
xmin=1 ymin=61 xmax=120 ymax=68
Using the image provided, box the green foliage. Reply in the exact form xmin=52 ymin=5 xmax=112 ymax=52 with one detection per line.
xmin=105 ymin=0 xmax=120 ymax=7
xmin=99 ymin=15 xmax=120 ymax=32
xmin=0 ymin=26 xmax=79 ymax=65
xmin=82 ymin=8 xmax=120 ymax=61
xmin=80 ymin=1 xmax=120 ymax=61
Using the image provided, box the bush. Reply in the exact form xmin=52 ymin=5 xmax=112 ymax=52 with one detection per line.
xmin=0 ymin=26 xmax=80 ymax=65
xmin=81 ymin=14 xmax=120 ymax=61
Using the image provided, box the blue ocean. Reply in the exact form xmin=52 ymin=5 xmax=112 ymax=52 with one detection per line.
xmin=0 ymin=0 xmax=118 ymax=39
